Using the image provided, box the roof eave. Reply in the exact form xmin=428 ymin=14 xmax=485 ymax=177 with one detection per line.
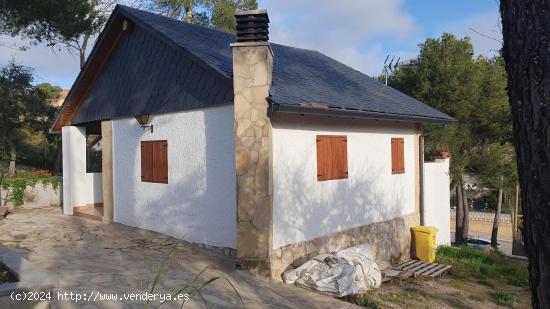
xmin=270 ymin=101 xmax=458 ymax=124
xmin=49 ymin=5 xmax=127 ymax=134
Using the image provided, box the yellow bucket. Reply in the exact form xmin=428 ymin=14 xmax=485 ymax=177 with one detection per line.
xmin=411 ymin=226 xmax=438 ymax=262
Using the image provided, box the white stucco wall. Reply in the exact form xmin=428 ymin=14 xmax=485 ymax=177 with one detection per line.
xmin=423 ymin=158 xmax=451 ymax=246
xmin=271 ymin=114 xmax=417 ymax=249
xmin=112 ymin=105 xmax=236 ymax=248
xmin=61 ymin=126 xmax=103 ymax=215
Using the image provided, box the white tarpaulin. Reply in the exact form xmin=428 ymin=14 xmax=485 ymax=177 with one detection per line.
xmin=282 ymin=244 xmax=381 ymax=297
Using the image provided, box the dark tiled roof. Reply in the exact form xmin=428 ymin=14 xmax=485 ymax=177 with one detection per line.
xmin=73 ymin=24 xmax=233 ymax=124
xmin=75 ymin=5 xmax=455 ymax=124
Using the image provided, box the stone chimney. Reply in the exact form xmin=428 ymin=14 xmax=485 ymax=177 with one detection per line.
xmin=231 ymin=9 xmax=274 ymax=276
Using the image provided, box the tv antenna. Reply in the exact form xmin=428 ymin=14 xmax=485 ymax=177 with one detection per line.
xmin=383 ymin=55 xmax=400 ymax=85
xmin=382 ymin=55 xmax=419 ymax=85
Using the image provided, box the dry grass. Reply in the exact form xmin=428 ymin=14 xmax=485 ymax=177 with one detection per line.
xmin=345 ymin=246 xmax=531 ymax=308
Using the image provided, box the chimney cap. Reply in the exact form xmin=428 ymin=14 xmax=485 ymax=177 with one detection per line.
xmin=235 ymin=9 xmax=268 ymax=17
xmin=235 ymin=9 xmax=270 ymax=43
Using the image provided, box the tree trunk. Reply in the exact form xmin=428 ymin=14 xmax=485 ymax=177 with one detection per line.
xmin=79 ymin=33 xmax=90 ymax=69
xmin=0 ymin=170 xmax=5 ymax=206
xmin=461 ymin=178 xmax=469 ymax=242
xmin=513 ymin=184 xmax=520 ymax=232
xmin=7 ymin=140 xmax=16 ymax=176
xmin=455 ymin=179 xmax=464 ymax=244
xmin=492 ymin=188 xmax=503 ymax=248
xmin=500 ymin=1 xmax=550 ymax=306
xmin=185 ymin=0 xmax=193 ymax=22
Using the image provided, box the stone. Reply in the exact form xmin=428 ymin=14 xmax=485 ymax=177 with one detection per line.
xmin=0 ymin=207 xmax=9 ymax=217
xmin=305 ymin=242 xmax=317 ymax=255
xmin=236 ymin=119 xmax=252 ymax=136
xmin=251 ymin=109 xmax=259 ymax=122
xmin=237 ymin=222 xmax=268 ymax=258
xmin=234 ymin=76 xmax=252 ymax=93
xmin=242 ymin=136 xmax=255 ymax=147
xmin=252 ymin=202 xmax=270 ymax=230
xmin=238 ymin=188 xmax=256 ymax=222
xmin=253 ymin=62 xmax=268 ymax=85
xmin=281 ymin=248 xmax=293 ymax=265
xmin=271 ymin=212 xmax=420 ymax=280
xmin=233 ymin=44 xmax=274 ymax=277
xmin=235 ymin=147 xmax=251 ymax=176
xmin=274 ymin=248 xmax=282 ymax=259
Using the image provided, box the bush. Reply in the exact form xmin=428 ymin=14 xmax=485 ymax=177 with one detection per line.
xmin=0 ymin=172 xmax=60 ymax=207
xmin=436 ymin=246 xmax=528 ymax=287
xmin=489 ymin=291 xmax=517 ymax=308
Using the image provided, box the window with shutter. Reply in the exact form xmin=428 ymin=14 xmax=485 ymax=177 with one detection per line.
xmin=141 ymin=140 xmax=168 ymax=183
xmin=391 ymin=138 xmax=405 ymax=174
xmin=316 ymin=135 xmax=348 ymax=181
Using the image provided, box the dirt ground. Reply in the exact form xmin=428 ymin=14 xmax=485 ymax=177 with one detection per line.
xmin=350 ymin=275 xmax=531 ymax=309
xmin=451 ymin=220 xmax=513 ymax=241
xmin=346 ymin=222 xmax=530 ymax=308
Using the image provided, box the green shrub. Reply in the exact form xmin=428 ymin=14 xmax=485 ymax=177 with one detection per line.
xmin=436 ymin=246 xmax=528 ymax=287
xmin=0 ymin=172 xmax=60 ymax=207
xmin=489 ymin=291 xmax=517 ymax=308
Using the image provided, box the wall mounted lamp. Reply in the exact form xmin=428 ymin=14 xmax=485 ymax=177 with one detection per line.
xmin=135 ymin=114 xmax=153 ymax=133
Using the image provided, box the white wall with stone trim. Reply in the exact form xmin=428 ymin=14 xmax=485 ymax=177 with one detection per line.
xmin=111 ymin=105 xmax=237 ymax=248
xmin=271 ymin=114 xmax=417 ymax=249
xmin=62 ymin=126 xmax=103 ymax=215
xmin=423 ymin=158 xmax=451 ymax=246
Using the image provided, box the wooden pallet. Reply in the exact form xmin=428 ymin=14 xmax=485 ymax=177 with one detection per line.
xmin=383 ymin=259 xmax=452 ymax=283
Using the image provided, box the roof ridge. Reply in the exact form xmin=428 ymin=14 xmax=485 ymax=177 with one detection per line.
xmin=117 ymin=4 xmax=236 ymax=38
xmin=117 ymin=5 xmax=328 ymax=56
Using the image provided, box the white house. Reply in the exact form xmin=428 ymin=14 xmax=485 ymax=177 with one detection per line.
xmin=52 ymin=6 xmax=454 ymax=279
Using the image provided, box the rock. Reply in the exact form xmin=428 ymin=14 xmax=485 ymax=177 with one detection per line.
xmin=0 ymin=207 xmax=9 ymax=217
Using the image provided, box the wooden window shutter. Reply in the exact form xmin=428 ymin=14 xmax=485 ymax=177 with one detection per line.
xmin=153 ymin=140 xmax=168 ymax=183
xmin=333 ymin=136 xmax=348 ymax=179
xmin=141 ymin=141 xmax=154 ymax=182
xmin=141 ymin=140 xmax=168 ymax=183
xmin=316 ymin=136 xmax=329 ymax=180
xmin=391 ymin=138 xmax=405 ymax=174
xmin=316 ymin=135 xmax=348 ymax=181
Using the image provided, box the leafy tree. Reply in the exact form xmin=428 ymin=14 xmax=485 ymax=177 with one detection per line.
xmin=501 ymin=0 xmax=550 ymax=306
xmin=0 ymin=0 xmax=96 ymax=68
xmin=1 ymin=0 xmax=256 ymax=69
xmin=388 ymin=33 xmax=479 ymax=244
xmin=471 ymin=143 xmax=517 ymax=247
xmin=0 ymin=0 xmax=144 ymax=68
xmin=468 ymin=57 xmax=515 ymax=248
xmin=388 ymin=34 xmax=514 ymax=245
xmin=0 ymin=61 xmax=56 ymax=176
xmin=148 ymin=0 xmax=258 ymax=33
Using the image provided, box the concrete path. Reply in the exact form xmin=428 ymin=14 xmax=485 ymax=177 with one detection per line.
xmin=0 ymin=207 xmax=358 ymax=309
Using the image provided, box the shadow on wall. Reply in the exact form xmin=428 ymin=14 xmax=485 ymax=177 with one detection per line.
xmin=114 ymin=106 xmax=236 ymax=249
xmin=92 ymin=172 xmax=103 ymax=204
xmin=274 ymin=158 xmax=407 ymax=251
xmin=272 ymin=115 xmax=416 ymax=267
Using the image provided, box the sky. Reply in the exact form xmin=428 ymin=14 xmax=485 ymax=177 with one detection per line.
xmin=0 ymin=0 xmax=502 ymax=89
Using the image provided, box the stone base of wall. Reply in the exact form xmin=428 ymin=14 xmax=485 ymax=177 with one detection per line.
xmin=270 ymin=212 xmax=420 ymax=280
xmin=236 ymin=259 xmax=271 ymax=277
xmin=185 ymin=240 xmax=237 ymax=258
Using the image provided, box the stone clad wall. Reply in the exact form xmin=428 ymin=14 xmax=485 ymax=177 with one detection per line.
xmin=271 ymin=212 xmax=419 ymax=280
xmin=231 ymin=42 xmax=274 ymax=276
xmin=450 ymin=209 xmax=511 ymax=224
